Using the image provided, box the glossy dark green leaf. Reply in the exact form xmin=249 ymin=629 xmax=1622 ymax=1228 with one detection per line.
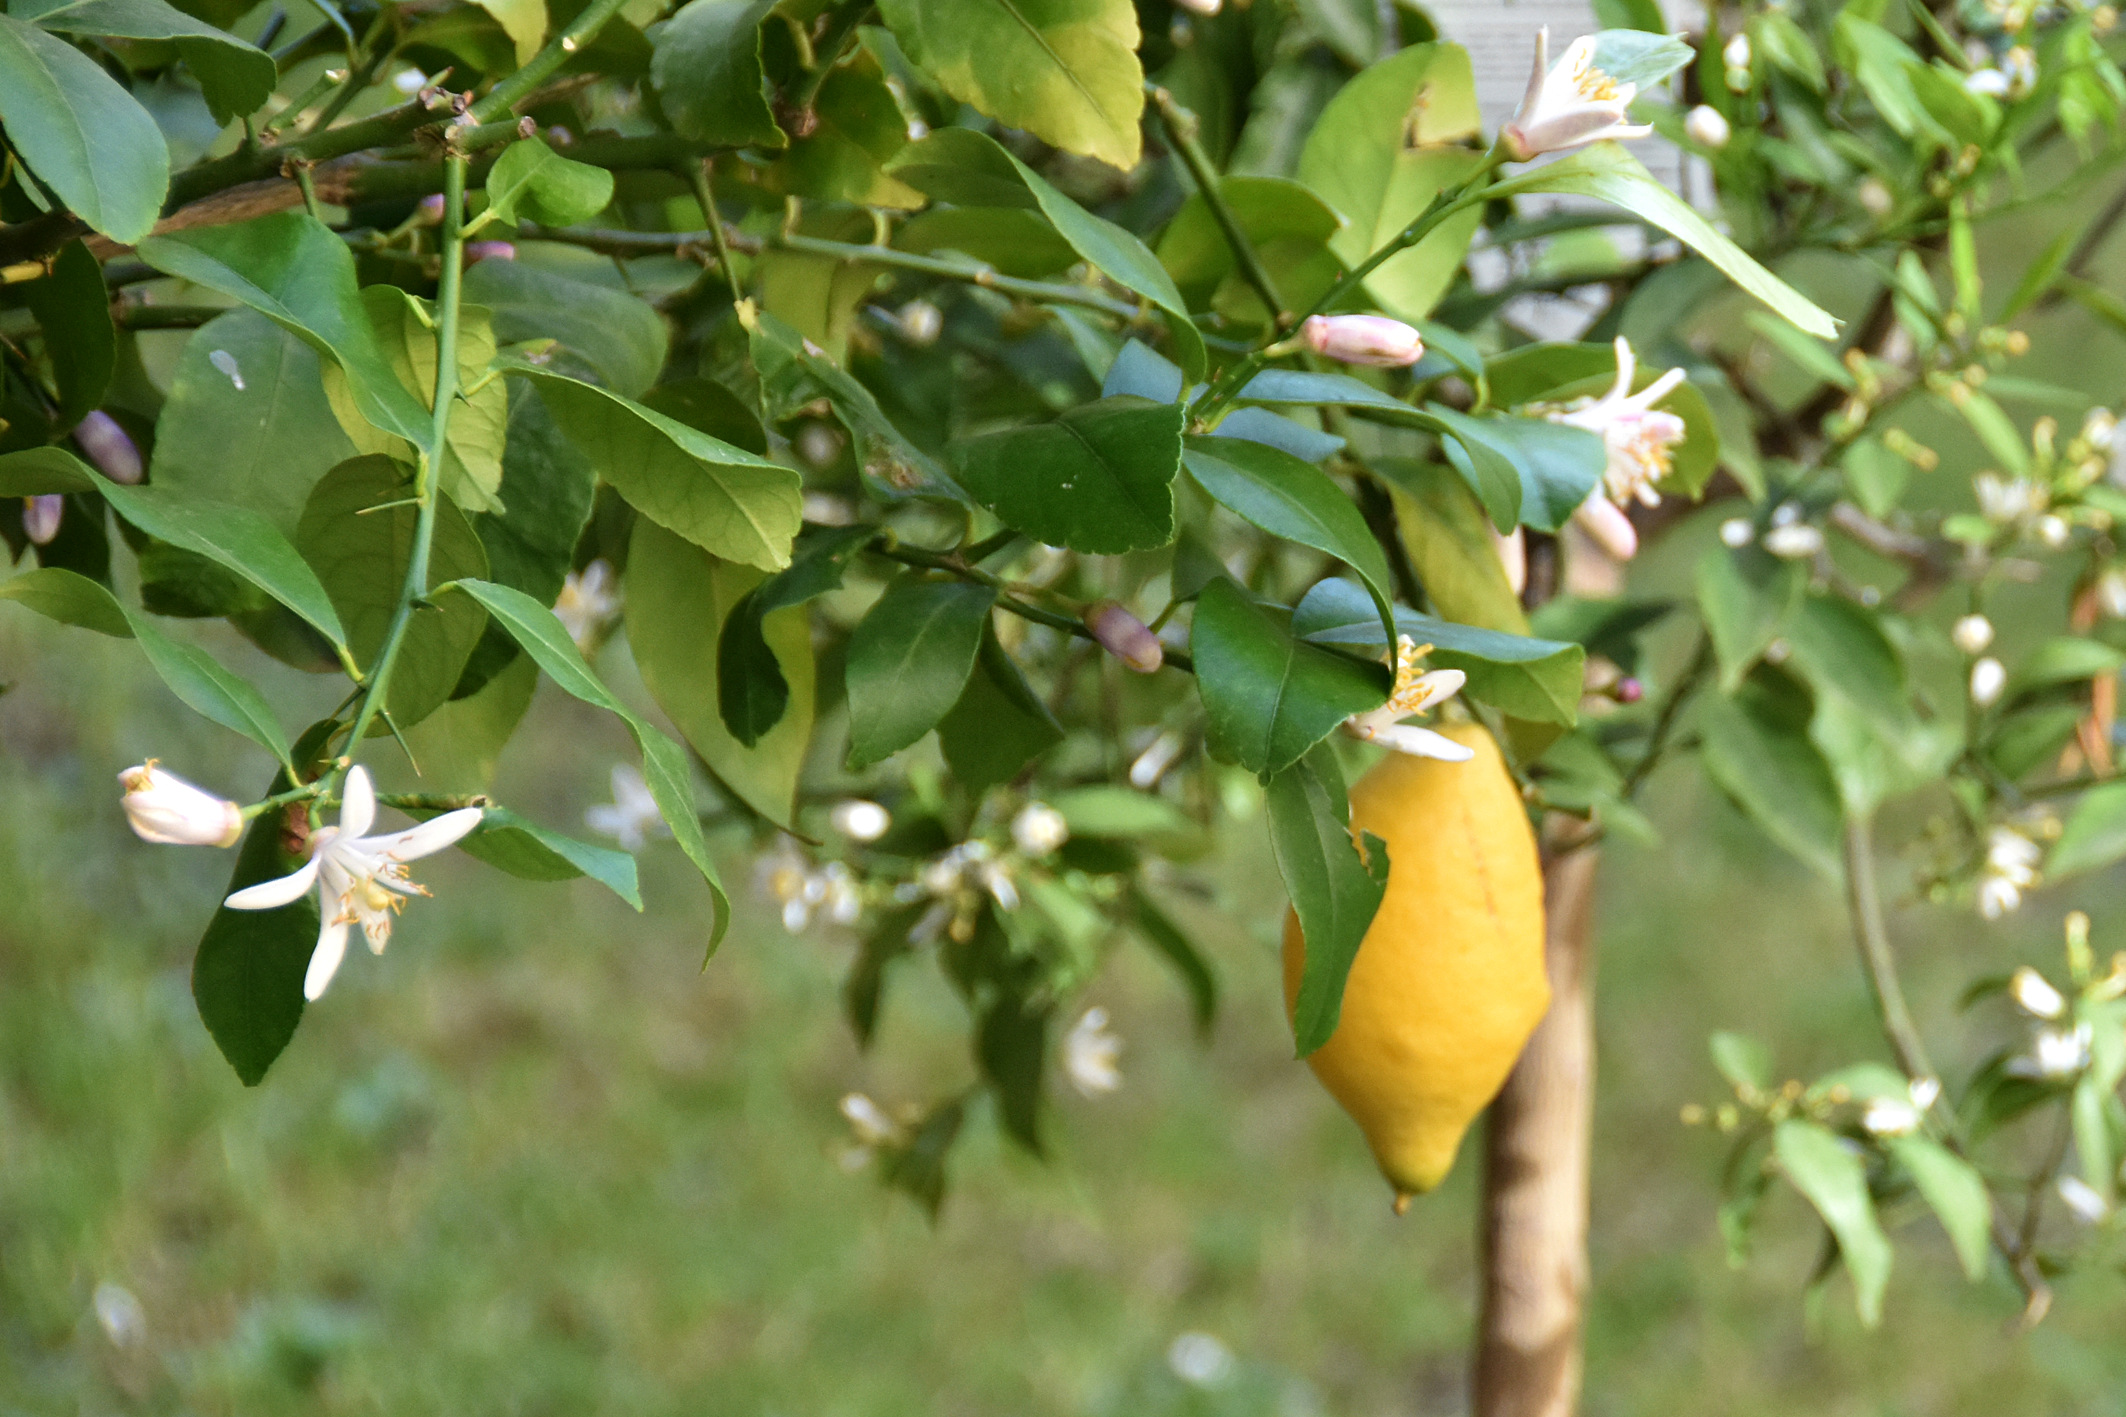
xmin=22 ymin=240 xmax=113 ymax=428
xmin=1269 ymin=750 xmax=1388 ymax=1057
xmin=714 ymin=522 xmax=872 ymax=746
xmin=844 ymin=576 xmax=996 ymax=769
xmin=886 ymin=129 xmax=1203 ymax=377
xmin=465 ymin=253 xmax=669 ymax=400
xmin=1102 ymin=340 xmax=1184 ymax=402
xmin=1235 ymin=369 xmax=1406 ymax=413
xmin=0 ymin=13 xmax=168 ymax=243
xmin=1697 ymin=545 xmax=1805 ymax=691
xmin=1700 ymin=675 xmax=1844 ymax=878
xmin=1293 ymin=578 xmax=1585 ymax=726
xmin=938 ymin=626 xmax=1063 ymax=794
xmin=1773 ymin=1119 xmax=1892 ymax=1327
xmin=1783 ymin=592 xmax=1908 ymax=736
xmin=138 ymin=213 xmax=434 ymax=450
xmin=449 ymin=577 xmax=729 ymax=943
xmin=510 ymin=365 xmax=802 ymax=571
xmin=453 ymin=806 xmax=643 ymax=909
xmin=1191 ymin=577 xmax=1388 ymax=776
xmin=192 ymin=781 xmax=317 ymax=1085
xmin=23 ymin=0 xmax=276 ymax=124
xmin=297 ymin=457 xmax=488 ymax=731
xmin=1126 ymin=884 xmax=1217 ymax=1039
xmin=765 ymin=51 xmax=924 ymax=209
xmin=2048 ymin=781 xmax=2126 ymax=879
xmin=953 ymin=397 xmax=1183 ymax=554
xmin=976 ymin=991 xmax=1051 ymax=1154
xmin=484 ymin=136 xmax=615 ymax=227
xmin=1207 ymin=408 xmax=1344 ymax=465
xmin=651 ymin=0 xmax=784 ymax=146
xmin=1884 ymin=1135 xmax=1990 ymax=1282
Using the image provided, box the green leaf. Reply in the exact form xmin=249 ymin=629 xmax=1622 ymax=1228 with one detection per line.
xmin=448 ymin=577 xmax=730 ymax=943
xmin=453 ymin=806 xmax=642 ymax=909
xmin=743 ymin=305 xmax=952 ymax=495
xmin=1697 ymin=545 xmax=1804 ymax=692
xmin=1292 ymin=578 xmax=1585 ymax=727
xmin=715 ymin=523 xmax=872 ymax=746
xmin=1884 ymin=1135 xmax=1991 ymax=1283
xmin=1191 ymin=577 xmax=1387 ymax=776
xmin=875 ymin=0 xmax=1145 ymax=169
xmin=651 ymin=0 xmax=784 ymax=147
xmin=296 ymin=457 xmax=489 ymax=732
xmin=1209 ymin=407 xmax=1344 ymax=465
xmin=192 ymin=779 xmax=317 ymax=1085
xmin=352 ymin=288 xmax=511 ymax=515
xmin=21 ymin=240 xmax=114 ymax=429
xmin=1773 ymin=1119 xmax=1892 ymax=1327
xmin=510 ymin=366 xmax=802 ymax=571
xmin=1588 ymin=28 xmax=1693 ymax=85
xmin=625 ymin=520 xmax=815 ymax=830
xmin=1700 ymin=674 xmax=1845 ymax=878
xmin=1268 ymin=750 xmax=1388 ymax=1057
xmin=1710 ymin=1030 xmax=1773 ymax=1090
xmin=953 ymin=397 xmax=1184 ymax=554
xmin=1407 ymin=405 xmax=1524 ymax=531
xmin=484 ymin=137 xmax=615 ymax=228
xmin=886 ymin=129 xmax=1204 ymax=377
xmin=1372 ymin=457 xmax=1530 ymax=635
xmin=0 ymin=447 xmax=349 ymax=650
xmin=0 ymin=567 xmax=290 ymax=763
xmin=764 ymin=51 xmax=925 ymax=209
xmin=138 ymin=212 xmax=435 ymax=451
xmin=843 ymin=576 xmax=996 ymax=769
xmin=470 ymin=0 xmax=546 ymax=64
xmin=976 ymin=991 xmax=1051 ymax=1154
xmin=1157 ymin=176 xmax=1345 ymax=317
xmin=1297 ymin=42 xmax=1484 ymax=322
xmin=938 ymin=626 xmax=1064 ymax=795
xmin=1495 ymin=144 xmax=1839 ymax=340
xmin=465 ymin=252 xmax=670 ymax=400
xmin=1235 ymin=369 xmax=1405 ymax=414
xmin=1182 ymin=437 xmax=1395 ymax=646
xmin=2048 ymin=781 xmax=2126 ymax=879
xmin=1125 ymin=884 xmax=1217 ymax=1038
xmin=0 ymin=13 xmax=169 ymax=243
xmin=1782 ymin=592 xmax=1907 ymax=737
xmin=149 ymin=311 xmax=361 ymax=536
xmin=1049 ymin=786 xmax=1193 ymax=837
xmin=22 ymin=0 xmax=276 ymax=124
xmin=1430 ymin=407 xmax=1606 ymax=533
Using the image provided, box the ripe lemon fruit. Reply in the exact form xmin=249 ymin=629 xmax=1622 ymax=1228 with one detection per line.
xmin=1282 ymin=722 xmax=1549 ymax=1210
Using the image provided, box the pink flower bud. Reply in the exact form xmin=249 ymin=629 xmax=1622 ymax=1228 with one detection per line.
xmin=464 ymin=241 xmax=516 ymax=263
xmin=117 ymin=761 xmax=243 ymax=847
xmin=1084 ymin=601 xmax=1163 ymax=673
xmin=73 ymin=411 xmax=142 ymax=485
xmin=417 ymin=193 xmax=447 ymax=224
xmin=1615 ymin=678 xmax=1645 ymax=704
xmin=22 ymin=495 xmax=63 ymax=545
xmin=1299 ymin=314 xmax=1425 ymax=367
xmin=1572 ymin=492 xmax=1638 ymax=560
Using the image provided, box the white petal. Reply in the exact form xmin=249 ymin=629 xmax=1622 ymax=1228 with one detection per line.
xmin=368 ymin=807 xmax=486 ymax=861
xmin=224 ymin=855 xmax=321 ymax=910
xmin=1372 ymin=723 xmax=1477 ymax=761
xmin=339 ymin=766 xmax=377 ymax=839
xmin=304 ymin=918 xmax=351 ymax=1000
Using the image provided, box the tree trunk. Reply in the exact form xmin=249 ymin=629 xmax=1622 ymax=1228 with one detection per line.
xmin=1472 ymin=838 xmax=1601 ymax=1417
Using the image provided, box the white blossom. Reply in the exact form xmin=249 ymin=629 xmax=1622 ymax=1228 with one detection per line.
xmin=1541 ymin=338 xmax=1688 ymax=562
xmin=1167 ymin=1332 xmax=1236 ymax=1388
xmin=836 ymin=1091 xmax=906 ymax=1170
xmin=1862 ymin=1096 xmax=1922 ymax=1136
xmin=1719 ymin=517 xmax=1755 ymax=548
xmin=2010 ymin=965 xmax=2067 ymax=1020
xmin=1011 ymin=802 xmax=1069 ymax=857
xmin=223 ymin=766 xmax=483 ymax=1000
xmin=1502 ymin=29 xmax=1654 ymax=161
xmin=1722 ymin=33 xmax=1752 ymax=70
xmin=2057 ymin=1175 xmax=2111 ymax=1224
xmin=1342 ymin=635 xmax=1472 ymax=761
xmin=584 ymin=763 xmax=664 ymax=851
xmin=1064 ymin=1006 xmax=1123 ymax=1097
xmin=1976 ymin=826 xmax=2040 ymax=918
xmin=1969 ymin=657 xmax=2007 ymax=708
xmin=2010 ymin=1022 xmax=2094 ymax=1079
xmin=830 ymin=799 xmax=892 ymax=842
xmin=117 ymin=761 xmax=242 ymax=847
xmin=552 ymin=560 xmax=620 ymax=653
xmin=1952 ymin=614 xmax=1995 ymax=655
xmin=1763 ymin=523 xmax=1825 ymax=559
xmin=1684 ymin=104 xmax=1732 ymax=149
xmin=1975 ymin=472 xmax=2040 ymax=523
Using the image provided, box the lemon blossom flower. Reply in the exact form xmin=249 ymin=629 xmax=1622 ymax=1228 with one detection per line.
xmin=2057 ymin=1175 xmax=2111 ymax=1224
xmin=1064 ymin=1007 xmax=1123 ymax=1096
xmin=1684 ymin=104 xmax=1731 ymax=149
xmin=2010 ymin=1022 xmax=2094 ymax=1080
xmin=2010 ymin=965 xmax=2067 ymax=1019
xmin=117 ymin=761 xmax=242 ymax=847
xmin=1541 ymin=337 xmax=1688 ymax=561
xmin=1502 ymin=28 xmax=1654 ymax=161
xmin=1343 ymin=635 xmax=1473 ymax=762
xmin=829 ymin=798 xmax=892 ymax=842
xmin=1299 ymin=314 xmax=1425 ymax=367
xmin=836 ymin=1092 xmax=907 ymax=1170
xmin=585 ymin=763 xmax=664 ymax=851
xmin=1011 ymin=802 xmax=1069 ymax=857
xmin=1952 ymin=614 xmax=1995 ymax=655
xmin=552 ymin=560 xmax=620 ymax=653
xmin=223 ymin=766 xmax=483 ymax=1000
xmin=1970 ymin=657 xmax=2007 ymax=709
xmin=1976 ymin=825 xmax=2040 ymax=919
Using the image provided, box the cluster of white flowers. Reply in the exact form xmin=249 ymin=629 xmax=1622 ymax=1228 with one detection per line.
xmin=1343 ymin=635 xmax=1471 ymax=761
xmin=1859 ymin=1075 xmax=1942 ymax=1138
xmin=1976 ymin=826 xmax=2043 ymax=919
xmin=583 ymin=764 xmax=665 ymax=851
xmin=1534 ymin=338 xmax=1689 ymax=562
xmin=759 ymin=848 xmax=862 ymax=933
xmin=1063 ymin=1007 xmax=1124 ymax=1097
xmin=1965 ymin=45 xmax=2037 ymax=98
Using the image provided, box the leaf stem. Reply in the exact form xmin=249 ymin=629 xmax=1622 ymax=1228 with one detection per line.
xmin=1622 ymin=632 xmax=1712 ymax=798
xmin=1147 ymin=85 xmax=1289 ymax=327
xmin=686 ymin=160 xmax=743 ymax=302
xmin=470 ymin=0 xmax=635 ymax=124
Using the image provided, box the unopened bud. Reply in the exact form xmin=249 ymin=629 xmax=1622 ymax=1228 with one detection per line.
xmin=2037 ymin=513 xmax=2071 ymax=547
xmin=1615 ymin=678 xmax=1645 ymax=704
xmin=1952 ymin=614 xmax=1995 ymax=655
xmin=1684 ymin=105 xmax=1731 ymax=150
xmin=73 ymin=411 xmax=142 ymax=485
xmin=1299 ymin=314 xmax=1424 ymax=368
xmin=417 ymin=193 xmax=446 ymax=224
xmin=1173 ymin=0 xmax=1222 ymax=13
xmin=1970 ymin=656 xmax=2007 ymax=707
xmin=1763 ymin=522 xmax=1824 ymax=559
xmin=829 ymin=799 xmax=891 ymax=842
xmin=1085 ymin=600 xmax=1163 ymax=673
xmin=22 ymin=495 xmax=62 ymax=545
xmin=894 ymin=299 xmax=942 ymax=347
xmin=1718 ymin=517 xmax=1755 ymax=548
xmin=117 ymin=761 xmax=243 ymax=847
xmin=1722 ymin=33 xmax=1751 ymax=69
xmin=464 ymin=241 xmax=516 ymax=263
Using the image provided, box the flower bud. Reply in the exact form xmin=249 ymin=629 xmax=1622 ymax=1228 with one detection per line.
xmin=117 ymin=761 xmax=243 ymax=847
xmin=1011 ymin=802 xmax=1069 ymax=857
xmin=1173 ymin=0 xmax=1222 ymax=14
xmin=1615 ymin=678 xmax=1645 ymax=704
xmin=1684 ymin=105 xmax=1731 ymax=150
xmin=1970 ymin=656 xmax=2007 ymax=707
xmin=829 ymin=798 xmax=891 ymax=842
xmin=1722 ymin=33 xmax=1751 ymax=69
xmin=1952 ymin=614 xmax=1995 ymax=655
xmin=894 ymin=299 xmax=943 ymax=347
xmin=2010 ymin=965 xmax=2066 ymax=1020
xmin=416 ymin=193 xmax=447 ymax=225
xmin=1857 ymin=178 xmax=1894 ymax=216
xmin=1299 ymin=314 xmax=1424 ymax=368
xmin=1084 ymin=600 xmax=1164 ymax=673
xmin=22 ymin=495 xmax=63 ymax=545
xmin=1573 ymin=493 xmax=1639 ymax=561
xmin=2037 ymin=513 xmax=2070 ymax=548
xmin=1718 ymin=517 xmax=1755 ymax=548
xmin=73 ymin=411 xmax=142 ymax=485
xmin=464 ymin=241 xmax=516 ymax=263
xmin=1763 ymin=522 xmax=1824 ymax=559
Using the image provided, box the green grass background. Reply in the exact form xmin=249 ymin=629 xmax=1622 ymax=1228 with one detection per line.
xmin=5 ymin=497 xmax=2126 ymax=1415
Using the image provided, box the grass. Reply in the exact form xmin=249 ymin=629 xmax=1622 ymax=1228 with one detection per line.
xmin=5 ymin=537 xmax=2126 ymax=1417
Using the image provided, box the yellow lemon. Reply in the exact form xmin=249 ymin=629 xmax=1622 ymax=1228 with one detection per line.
xmin=1282 ymin=722 xmax=1549 ymax=1210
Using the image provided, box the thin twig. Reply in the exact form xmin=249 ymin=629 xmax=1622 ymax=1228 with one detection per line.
xmin=1148 ymin=85 xmax=1289 ymax=327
